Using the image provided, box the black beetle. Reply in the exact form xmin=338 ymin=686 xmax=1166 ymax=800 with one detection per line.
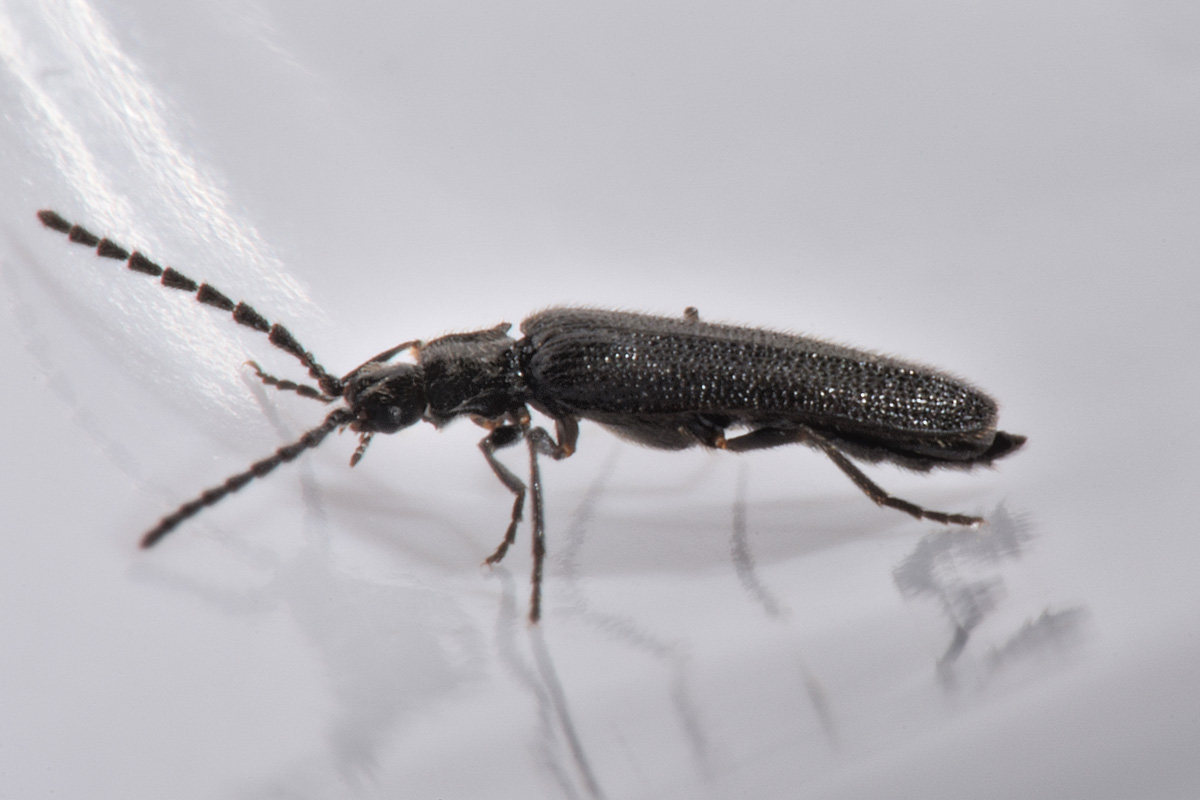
xmin=38 ymin=210 xmax=1025 ymax=621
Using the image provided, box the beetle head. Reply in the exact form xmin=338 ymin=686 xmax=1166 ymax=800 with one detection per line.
xmin=343 ymin=362 xmax=427 ymax=435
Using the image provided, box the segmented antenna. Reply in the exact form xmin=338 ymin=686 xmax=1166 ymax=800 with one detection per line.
xmin=140 ymin=407 xmax=354 ymax=547
xmin=36 ymin=210 xmax=343 ymax=397
xmin=247 ymin=361 xmax=335 ymax=403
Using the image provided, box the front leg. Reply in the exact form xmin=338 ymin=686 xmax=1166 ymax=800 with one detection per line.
xmin=478 ymin=424 xmax=527 ymax=566
xmin=479 ymin=414 xmax=580 ymax=622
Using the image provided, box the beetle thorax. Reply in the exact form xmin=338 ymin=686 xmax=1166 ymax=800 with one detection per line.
xmin=419 ymin=325 xmax=527 ymax=425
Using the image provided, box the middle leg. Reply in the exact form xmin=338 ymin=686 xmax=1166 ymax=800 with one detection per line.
xmin=522 ymin=416 xmax=578 ymax=622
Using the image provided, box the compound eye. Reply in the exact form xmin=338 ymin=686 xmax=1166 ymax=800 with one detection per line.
xmin=375 ymin=401 xmax=419 ymax=432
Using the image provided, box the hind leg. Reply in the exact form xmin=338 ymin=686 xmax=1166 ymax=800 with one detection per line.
xmin=723 ymin=426 xmax=983 ymax=526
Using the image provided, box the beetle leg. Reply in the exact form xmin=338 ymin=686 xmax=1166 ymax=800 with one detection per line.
xmin=519 ymin=416 xmax=579 ymax=622
xmin=478 ymin=424 xmax=527 ymax=567
xmin=682 ymin=415 xmax=729 ymax=448
xmin=526 ymin=416 xmax=579 ymax=460
xmin=525 ymin=433 xmax=548 ymax=623
xmin=479 ymin=415 xmax=578 ymax=622
xmin=723 ymin=425 xmax=984 ymax=526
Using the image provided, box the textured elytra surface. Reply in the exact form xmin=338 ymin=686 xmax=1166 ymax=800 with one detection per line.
xmin=521 ymin=309 xmax=997 ymax=435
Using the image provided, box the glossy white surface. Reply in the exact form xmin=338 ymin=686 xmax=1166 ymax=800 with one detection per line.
xmin=1 ymin=2 xmax=1196 ymax=797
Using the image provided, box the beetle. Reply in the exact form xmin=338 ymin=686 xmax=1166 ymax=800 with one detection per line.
xmin=38 ymin=209 xmax=1025 ymax=621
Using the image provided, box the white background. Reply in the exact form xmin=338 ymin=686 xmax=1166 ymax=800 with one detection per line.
xmin=1 ymin=1 xmax=1197 ymax=798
